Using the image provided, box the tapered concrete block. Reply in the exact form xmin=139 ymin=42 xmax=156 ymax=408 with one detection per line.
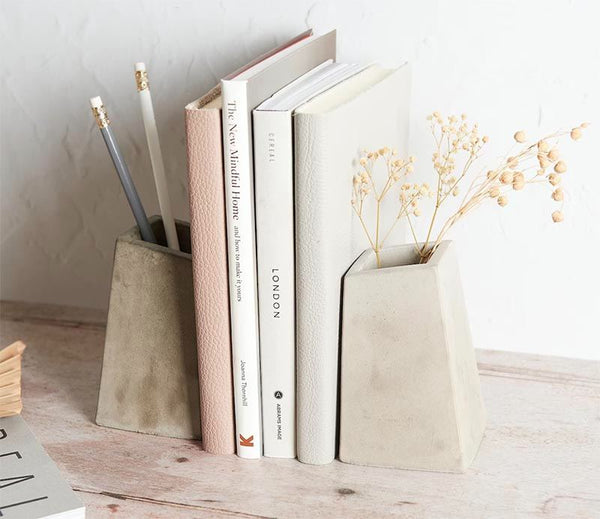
xmin=96 ymin=216 xmax=200 ymax=439
xmin=339 ymin=241 xmax=485 ymax=472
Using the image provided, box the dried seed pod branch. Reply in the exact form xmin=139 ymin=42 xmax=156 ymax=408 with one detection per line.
xmin=351 ymin=113 xmax=588 ymax=266
xmin=351 ymin=148 xmax=423 ymax=267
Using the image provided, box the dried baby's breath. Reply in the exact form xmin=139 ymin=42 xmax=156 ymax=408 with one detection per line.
xmin=514 ymin=131 xmax=527 ymax=143
xmin=570 ymin=127 xmax=582 ymax=140
xmin=351 ymin=113 xmax=588 ymax=264
xmin=551 ymin=188 xmax=564 ymax=201
xmin=554 ymin=161 xmax=567 ymax=173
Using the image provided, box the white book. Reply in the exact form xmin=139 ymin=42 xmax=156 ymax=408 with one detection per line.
xmin=294 ymin=64 xmax=412 ymax=464
xmin=253 ymin=61 xmax=365 ymax=458
xmin=0 ymin=415 xmax=85 ymax=518
xmin=221 ymin=30 xmax=336 ymax=458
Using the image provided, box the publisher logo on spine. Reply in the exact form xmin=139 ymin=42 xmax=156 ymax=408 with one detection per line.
xmin=239 ymin=434 xmax=254 ymax=447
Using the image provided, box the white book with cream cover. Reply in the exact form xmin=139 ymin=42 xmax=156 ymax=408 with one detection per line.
xmin=294 ymin=64 xmax=411 ymax=464
xmin=221 ymin=30 xmax=336 ymax=458
xmin=253 ymin=61 xmax=364 ymax=458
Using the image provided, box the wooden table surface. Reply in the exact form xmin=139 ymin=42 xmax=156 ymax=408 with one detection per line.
xmin=1 ymin=301 xmax=599 ymax=518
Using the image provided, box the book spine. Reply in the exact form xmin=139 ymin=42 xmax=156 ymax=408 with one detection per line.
xmin=185 ymin=106 xmax=236 ymax=455
xmin=294 ymin=113 xmax=339 ymax=465
xmin=221 ymin=80 xmax=262 ymax=459
xmin=294 ymin=67 xmax=412 ymax=466
xmin=253 ymin=109 xmax=296 ymax=458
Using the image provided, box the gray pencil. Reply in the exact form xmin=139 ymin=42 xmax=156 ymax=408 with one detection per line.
xmin=90 ymin=96 xmax=157 ymax=243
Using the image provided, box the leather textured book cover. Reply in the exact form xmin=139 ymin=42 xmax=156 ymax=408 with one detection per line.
xmin=185 ymin=86 xmax=235 ymax=455
xmin=294 ymin=65 xmax=411 ymax=464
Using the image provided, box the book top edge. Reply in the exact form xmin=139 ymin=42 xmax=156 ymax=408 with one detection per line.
xmin=295 ymin=62 xmax=409 ymax=116
xmin=225 ymin=30 xmax=335 ymax=83
xmin=255 ymin=61 xmax=366 ymax=112
xmin=185 ymin=84 xmax=221 ymax=111
xmin=223 ymin=29 xmax=314 ymax=82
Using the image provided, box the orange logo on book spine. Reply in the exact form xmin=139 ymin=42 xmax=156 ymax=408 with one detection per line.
xmin=239 ymin=434 xmax=254 ymax=447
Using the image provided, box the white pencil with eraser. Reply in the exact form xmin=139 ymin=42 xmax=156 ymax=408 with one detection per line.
xmin=135 ymin=62 xmax=179 ymax=250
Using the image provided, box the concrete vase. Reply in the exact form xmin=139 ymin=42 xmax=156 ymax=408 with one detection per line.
xmin=339 ymin=241 xmax=485 ymax=472
xmin=96 ymin=216 xmax=200 ymax=439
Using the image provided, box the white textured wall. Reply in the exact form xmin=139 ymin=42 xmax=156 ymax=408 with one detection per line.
xmin=1 ymin=0 xmax=598 ymax=359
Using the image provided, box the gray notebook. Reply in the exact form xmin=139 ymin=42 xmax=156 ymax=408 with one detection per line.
xmin=0 ymin=415 xmax=85 ymax=519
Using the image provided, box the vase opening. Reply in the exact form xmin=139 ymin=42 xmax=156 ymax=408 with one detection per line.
xmin=353 ymin=243 xmax=449 ymax=274
xmin=369 ymin=247 xmax=423 ymax=270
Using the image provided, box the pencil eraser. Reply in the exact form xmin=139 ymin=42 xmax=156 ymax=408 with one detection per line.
xmin=135 ymin=62 xmax=146 ymax=72
xmin=90 ymin=96 xmax=103 ymax=108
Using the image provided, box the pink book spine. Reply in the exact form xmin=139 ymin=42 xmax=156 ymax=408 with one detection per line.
xmin=185 ymin=96 xmax=235 ymax=454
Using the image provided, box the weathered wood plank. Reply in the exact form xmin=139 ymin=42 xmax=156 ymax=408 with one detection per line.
xmin=476 ymin=348 xmax=600 ymax=386
xmin=0 ymin=300 xmax=107 ymax=329
xmin=75 ymin=489 xmax=267 ymax=518
xmin=1 ymin=301 xmax=599 ymax=518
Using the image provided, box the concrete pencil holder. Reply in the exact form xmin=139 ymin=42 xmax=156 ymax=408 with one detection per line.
xmin=96 ymin=216 xmax=200 ymax=440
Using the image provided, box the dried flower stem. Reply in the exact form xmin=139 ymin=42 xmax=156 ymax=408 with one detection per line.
xmin=351 ymin=148 xmax=420 ymax=267
xmin=352 ymin=113 xmax=587 ymax=266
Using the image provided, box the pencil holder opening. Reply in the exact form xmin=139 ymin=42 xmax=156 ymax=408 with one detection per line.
xmin=146 ymin=217 xmax=192 ymax=254
xmin=96 ymin=216 xmax=200 ymax=440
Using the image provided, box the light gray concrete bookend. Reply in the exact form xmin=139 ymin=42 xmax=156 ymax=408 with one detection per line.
xmin=339 ymin=241 xmax=485 ymax=472
xmin=96 ymin=216 xmax=200 ymax=440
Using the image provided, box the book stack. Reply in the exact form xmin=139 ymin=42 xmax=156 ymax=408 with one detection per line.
xmin=185 ymin=29 xmax=410 ymax=464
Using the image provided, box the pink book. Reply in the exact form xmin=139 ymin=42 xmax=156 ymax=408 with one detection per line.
xmin=185 ymin=85 xmax=235 ymax=454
